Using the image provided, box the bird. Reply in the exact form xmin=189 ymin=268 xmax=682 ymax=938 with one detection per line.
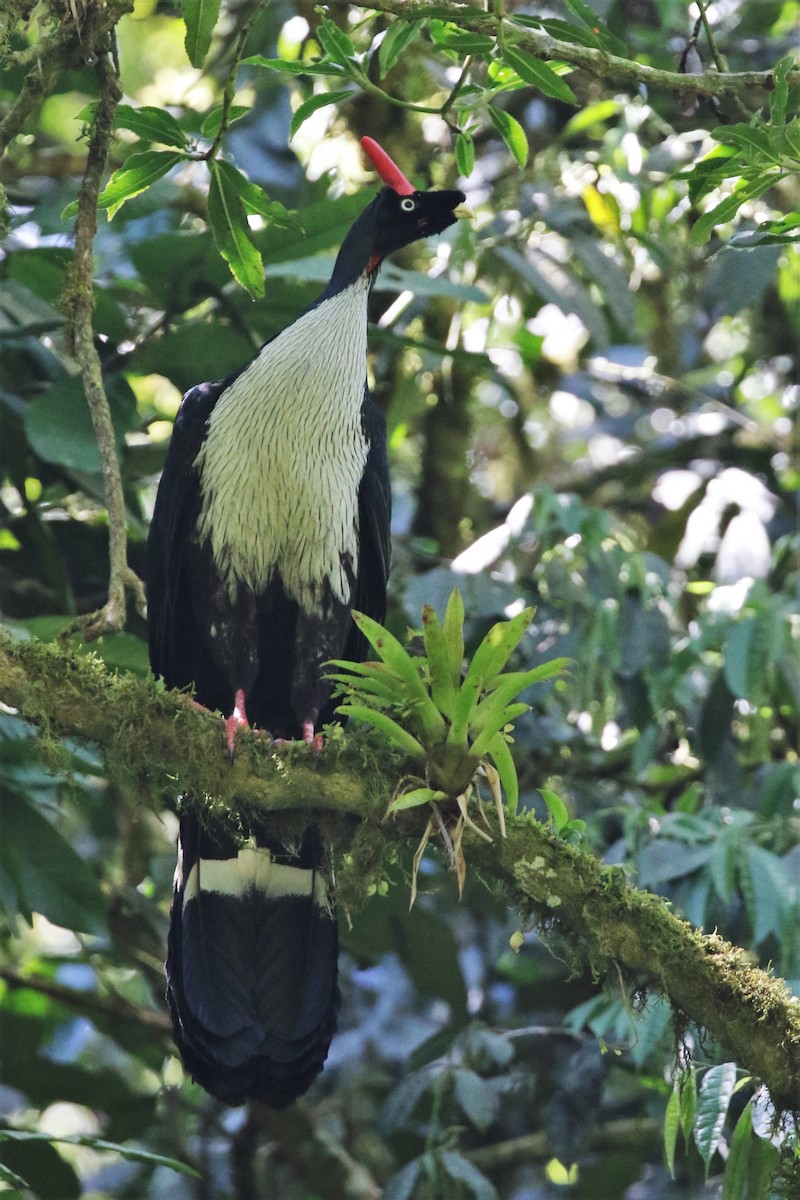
xmin=147 ymin=135 xmax=471 ymax=1107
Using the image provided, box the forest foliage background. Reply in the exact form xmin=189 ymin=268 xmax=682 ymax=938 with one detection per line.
xmin=0 ymin=0 xmax=798 ymax=1197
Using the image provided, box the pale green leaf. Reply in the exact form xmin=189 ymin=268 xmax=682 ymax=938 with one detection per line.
xmin=694 ymin=1063 xmax=737 ymax=1171
xmin=200 ymin=105 xmax=251 ymax=140
xmin=184 ymin=0 xmax=221 ymax=67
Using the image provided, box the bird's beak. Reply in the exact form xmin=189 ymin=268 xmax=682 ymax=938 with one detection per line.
xmin=453 ymin=203 xmax=475 ymax=220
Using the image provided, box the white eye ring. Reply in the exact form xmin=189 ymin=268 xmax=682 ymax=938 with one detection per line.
xmin=400 ymin=197 xmax=416 ymax=212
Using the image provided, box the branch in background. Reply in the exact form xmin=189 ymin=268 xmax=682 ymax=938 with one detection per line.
xmin=0 ymin=966 xmax=171 ymax=1036
xmin=353 ymin=0 xmax=800 ymax=99
xmin=2 ymin=630 xmax=800 ymax=1113
xmin=55 ymin=17 xmax=145 ymax=639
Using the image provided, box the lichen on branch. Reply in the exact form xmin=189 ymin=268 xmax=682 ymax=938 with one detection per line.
xmin=2 ymin=630 xmax=800 ymax=1115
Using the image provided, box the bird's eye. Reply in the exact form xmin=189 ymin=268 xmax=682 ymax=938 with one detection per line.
xmin=400 ymin=197 xmax=416 ymax=212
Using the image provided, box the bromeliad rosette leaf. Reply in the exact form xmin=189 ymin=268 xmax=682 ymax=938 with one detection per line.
xmin=327 ymin=589 xmax=568 ymax=900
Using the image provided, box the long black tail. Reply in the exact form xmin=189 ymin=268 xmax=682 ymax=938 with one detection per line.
xmin=166 ymin=814 xmax=339 ymax=1107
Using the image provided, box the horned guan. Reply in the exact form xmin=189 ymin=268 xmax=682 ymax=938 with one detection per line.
xmin=147 ymin=136 xmax=471 ymax=1107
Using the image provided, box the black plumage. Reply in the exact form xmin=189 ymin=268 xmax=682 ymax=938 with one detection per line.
xmin=148 ymin=138 xmax=469 ymax=1106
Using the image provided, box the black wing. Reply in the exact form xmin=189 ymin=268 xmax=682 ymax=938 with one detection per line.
xmin=342 ymin=389 xmax=391 ymax=666
xmin=147 ymin=380 xmax=221 ymax=690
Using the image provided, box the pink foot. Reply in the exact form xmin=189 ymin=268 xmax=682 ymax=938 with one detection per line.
xmin=225 ymin=689 xmax=249 ymax=757
xmin=302 ymin=720 xmax=324 ymax=755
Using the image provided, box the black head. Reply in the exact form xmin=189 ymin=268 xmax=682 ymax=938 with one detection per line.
xmin=324 ymin=138 xmax=470 ymax=295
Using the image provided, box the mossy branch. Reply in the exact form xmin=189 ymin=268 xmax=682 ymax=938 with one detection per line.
xmin=2 ymin=630 xmax=800 ymax=1114
xmin=353 ymin=0 xmax=800 ymax=99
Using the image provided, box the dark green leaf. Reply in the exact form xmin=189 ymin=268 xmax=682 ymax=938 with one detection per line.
xmin=241 ymin=54 xmax=347 ymax=77
xmin=0 ymin=790 xmax=106 ymax=932
xmin=0 ymin=1131 xmax=198 ymax=1177
xmin=540 ymin=17 xmax=604 ymax=48
xmin=200 ymin=104 xmax=251 ymax=139
xmin=501 ymin=46 xmax=577 ymax=104
xmin=114 ymin=103 xmax=188 ymax=148
xmin=694 ymin=1063 xmax=737 ymax=1171
xmin=679 ymin=1071 xmax=698 ymax=1143
xmin=207 ymin=159 xmax=264 ymax=297
xmin=723 ymin=1099 xmax=754 ymax=1200
xmin=183 ymin=0 xmax=221 ymax=67
xmin=379 ymin=19 xmax=424 ymax=77
xmin=742 ymin=844 xmax=787 ymax=943
xmin=24 ymin=374 xmax=136 ymax=472
xmin=97 ymin=150 xmax=185 ymax=219
xmin=560 ymin=0 xmax=627 ymax=53
xmin=454 ymin=1068 xmax=499 ymax=1132
xmin=0 ymin=1138 xmax=79 ymax=1200
xmin=383 ymin=1159 xmax=422 ymax=1200
xmin=440 ymin=1150 xmax=499 ymax=1200
xmin=487 ymin=106 xmax=528 ymax=168
xmin=289 ymin=88 xmax=356 ymax=139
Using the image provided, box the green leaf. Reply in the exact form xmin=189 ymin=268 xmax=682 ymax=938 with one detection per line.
xmin=485 ymin=733 xmax=519 ymax=815
xmin=241 ymin=54 xmax=347 ymax=77
xmin=723 ymin=1099 xmax=754 ymax=1200
xmin=462 ymin=607 xmax=536 ymax=689
xmin=443 ymin=589 xmax=465 ymax=680
xmin=689 ymin=173 xmax=782 ymax=246
xmin=714 ymin=123 xmax=779 ymax=164
xmin=0 ymin=1161 xmax=29 ymax=1188
xmin=454 ymin=1068 xmax=499 ymax=1132
xmin=0 ymin=1131 xmax=198 ymax=1177
xmin=440 ymin=1150 xmax=499 ymax=1200
xmin=336 ymin=704 xmax=426 ymax=760
xmin=379 ymin=18 xmax=424 ymax=77
xmin=455 ymin=130 xmax=475 ymax=177
xmin=422 ymin=604 xmax=459 ymax=717
xmin=560 ymin=0 xmax=627 ymax=53
xmin=183 ymin=0 xmax=221 ymax=67
xmin=0 ymin=790 xmax=106 ymax=933
xmin=742 ymin=844 xmax=788 ymax=943
xmin=200 ymin=104 xmax=251 ymax=140
xmin=25 ymin=374 xmax=136 ymax=472
xmin=769 ymin=54 xmax=793 ymax=126
xmin=664 ymin=1083 xmax=681 ymax=1177
xmin=207 ymin=159 xmax=264 ymax=297
xmin=317 ymin=17 xmax=356 ymax=65
xmin=694 ymin=1063 xmax=738 ymax=1172
xmin=351 ymin=612 xmax=447 ymax=742
xmin=540 ymin=788 xmax=570 ymax=834
xmin=114 ymin=103 xmax=188 ymax=148
xmin=290 ymin=88 xmax=356 ymax=139
xmin=97 ymin=149 xmax=185 ymax=219
xmin=487 ymin=106 xmax=529 ymax=168
xmin=212 ymin=159 xmax=295 ymax=227
xmin=385 ymin=787 xmax=446 ymax=815
xmin=382 ymin=1159 xmax=422 ymax=1200
xmin=501 ymin=45 xmax=577 ymax=104
xmin=679 ymin=1071 xmax=698 ymax=1143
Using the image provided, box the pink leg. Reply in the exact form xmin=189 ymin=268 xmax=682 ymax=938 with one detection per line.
xmin=302 ymin=719 xmax=324 ymax=755
xmin=225 ymin=688 xmax=249 ymax=757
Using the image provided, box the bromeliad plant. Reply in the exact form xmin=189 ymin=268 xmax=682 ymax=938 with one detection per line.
xmin=327 ymin=590 xmax=568 ymax=898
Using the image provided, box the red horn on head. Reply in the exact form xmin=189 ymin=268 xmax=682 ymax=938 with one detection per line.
xmin=360 ymin=136 xmax=416 ymax=196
